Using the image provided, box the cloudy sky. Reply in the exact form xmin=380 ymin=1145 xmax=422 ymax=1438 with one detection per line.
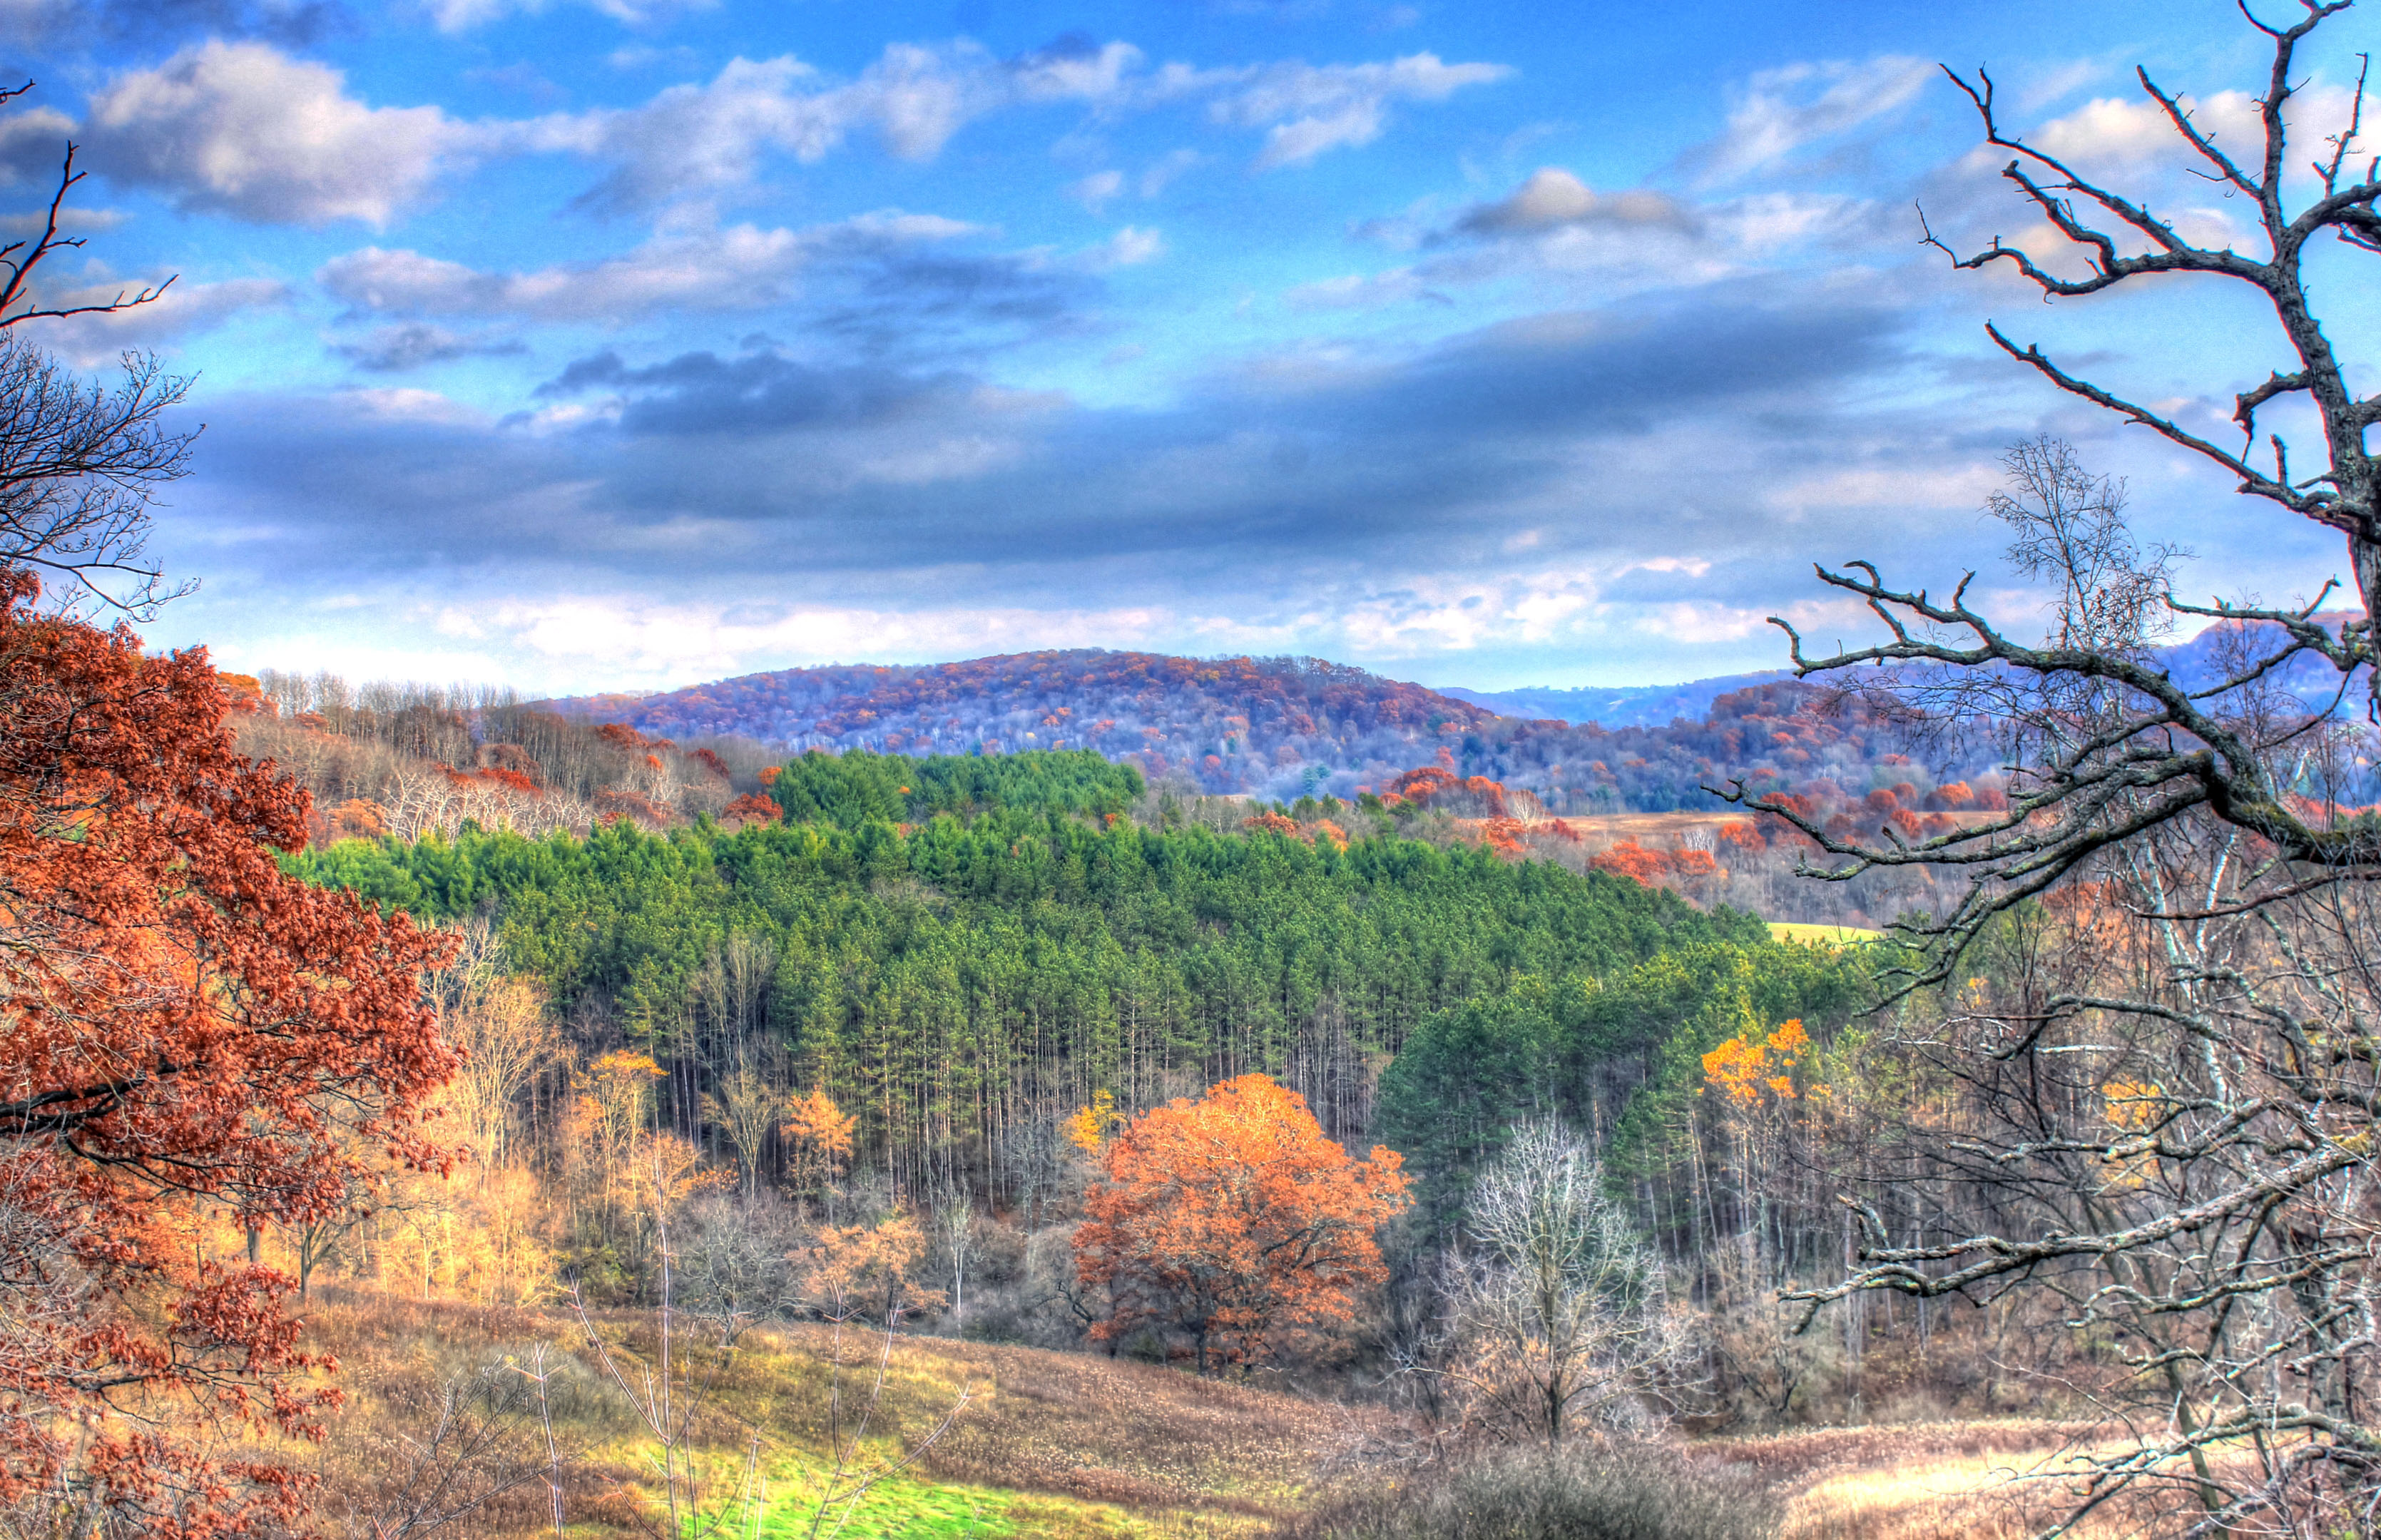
xmin=4 ymin=0 xmax=2373 ymax=694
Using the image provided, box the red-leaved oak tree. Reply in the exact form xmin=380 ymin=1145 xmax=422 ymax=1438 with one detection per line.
xmin=0 ymin=567 xmax=457 ymax=1535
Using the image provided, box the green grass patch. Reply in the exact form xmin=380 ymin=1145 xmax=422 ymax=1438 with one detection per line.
xmin=1767 ymin=922 xmax=1883 ymax=946
xmin=702 ymin=1456 xmax=1153 ymax=1539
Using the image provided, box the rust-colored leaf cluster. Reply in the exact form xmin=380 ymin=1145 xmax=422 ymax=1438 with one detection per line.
xmin=1589 ymin=837 xmax=1721 ymax=886
xmin=1073 ymin=1074 xmax=1407 ymax=1373
xmin=0 ymin=568 xmax=459 ymax=1531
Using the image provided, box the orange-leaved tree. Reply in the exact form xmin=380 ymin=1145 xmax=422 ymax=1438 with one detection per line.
xmin=1073 ymin=1074 xmax=1407 ymax=1373
xmin=0 ymin=568 xmax=458 ymax=1534
xmin=783 ymin=1085 xmax=857 ymax=1210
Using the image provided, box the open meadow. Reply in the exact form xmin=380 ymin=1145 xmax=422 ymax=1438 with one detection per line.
xmin=299 ymin=1289 xmax=2191 ymax=1540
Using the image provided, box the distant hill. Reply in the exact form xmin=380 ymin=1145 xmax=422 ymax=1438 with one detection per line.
xmin=551 ymin=651 xmax=1504 ymax=803
xmin=542 ymin=618 xmax=2381 ymax=812
xmin=544 ymin=648 xmax=1984 ymax=811
xmin=1437 ymin=671 xmax=1795 ymax=728
xmin=2156 ymin=612 xmax=2371 ymax=712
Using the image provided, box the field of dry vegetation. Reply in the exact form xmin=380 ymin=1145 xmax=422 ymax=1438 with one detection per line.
xmin=291 ymin=1287 xmax=2161 ymax=1540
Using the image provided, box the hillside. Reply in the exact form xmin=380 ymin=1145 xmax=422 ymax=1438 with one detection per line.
xmin=1437 ymin=670 xmax=1795 ymax=728
xmin=550 ymin=651 xmax=1502 ymax=801
xmin=305 ymin=1289 xmax=2100 ymax=1540
xmin=543 ymin=614 xmax=2381 ymax=813
xmin=542 ymin=648 xmax=1989 ymax=811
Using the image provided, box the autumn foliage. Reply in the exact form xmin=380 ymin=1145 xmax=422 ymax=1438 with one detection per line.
xmin=1589 ymin=837 xmax=1720 ymax=886
xmin=721 ymin=790 xmax=782 ymax=825
xmin=1073 ymin=1074 xmax=1407 ymax=1373
xmin=0 ymin=571 xmax=457 ymax=1533
xmin=1701 ymin=1019 xmax=1817 ymax=1106
xmin=782 ymin=1085 xmax=857 ymax=1200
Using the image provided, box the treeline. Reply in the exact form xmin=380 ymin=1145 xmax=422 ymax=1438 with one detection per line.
xmin=767 ymin=746 xmax=1143 ymax=825
xmin=288 ymin=812 xmax=1836 ymax=1208
xmin=232 ymin=668 xmax=786 ymax=844
xmin=553 ymin=649 xmax=1503 ymax=805
xmin=540 ymin=648 xmax=2018 ymax=812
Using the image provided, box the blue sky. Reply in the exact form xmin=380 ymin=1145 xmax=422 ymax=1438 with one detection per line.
xmin=4 ymin=0 xmax=2373 ymax=695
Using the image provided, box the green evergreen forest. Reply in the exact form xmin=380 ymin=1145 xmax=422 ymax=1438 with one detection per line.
xmin=291 ymin=750 xmax=1870 ymax=1264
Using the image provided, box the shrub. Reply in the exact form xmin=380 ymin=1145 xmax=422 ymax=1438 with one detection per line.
xmin=1280 ymin=1444 xmax=1782 ymax=1540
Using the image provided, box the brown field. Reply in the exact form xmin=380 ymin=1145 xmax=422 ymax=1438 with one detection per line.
xmin=304 ymin=1290 xmax=1388 ymax=1538
xmin=1551 ymin=810 xmax=1755 ymax=842
xmin=301 ymin=1290 xmax=2176 ymax=1539
xmin=1708 ymin=1422 xmax=2231 ymax=1539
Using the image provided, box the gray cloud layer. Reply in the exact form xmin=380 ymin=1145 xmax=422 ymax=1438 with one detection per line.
xmin=176 ymin=285 xmax=1941 ymax=613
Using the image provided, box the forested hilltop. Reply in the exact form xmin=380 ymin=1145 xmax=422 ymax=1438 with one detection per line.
xmin=542 ymin=646 xmax=2013 ymax=810
xmin=287 ymin=748 xmax=1877 ymax=1352
xmin=287 ymin=769 xmax=1830 ymax=1197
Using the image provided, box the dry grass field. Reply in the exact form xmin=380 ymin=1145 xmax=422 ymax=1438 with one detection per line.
xmin=1554 ymin=810 xmax=1756 ymax=843
xmin=1706 ymin=1422 xmax=2208 ymax=1539
xmin=301 ymin=1291 xmax=2195 ymax=1539
xmin=302 ymin=1291 xmax=1387 ymax=1538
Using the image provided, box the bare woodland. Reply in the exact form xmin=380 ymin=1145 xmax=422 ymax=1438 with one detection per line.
xmin=1731 ymin=4 xmax=2381 ymax=1533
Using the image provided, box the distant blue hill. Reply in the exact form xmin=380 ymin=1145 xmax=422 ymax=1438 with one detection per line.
xmin=1437 ymin=671 xmax=1795 ymax=728
xmin=1442 ymin=614 xmax=2372 ymax=729
xmin=2151 ymin=613 xmax=2371 ymax=712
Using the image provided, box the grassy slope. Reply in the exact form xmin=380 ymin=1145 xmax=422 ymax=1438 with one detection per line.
xmin=304 ymin=1292 xmax=1380 ymax=1539
xmin=307 ymin=1291 xmax=2153 ymax=1539
xmin=1765 ymin=921 xmax=1884 ymax=944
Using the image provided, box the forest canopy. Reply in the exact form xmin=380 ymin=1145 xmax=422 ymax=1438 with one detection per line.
xmin=765 ymin=745 xmax=1143 ymax=825
xmin=284 ymin=784 xmax=1850 ymax=1210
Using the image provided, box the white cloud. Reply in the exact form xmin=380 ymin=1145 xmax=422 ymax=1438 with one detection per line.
xmin=0 ymin=103 xmax=77 ymax=190
xmin=606 ymin=44 xmax=701 ymax=71
xmin=61 ymin=36 xmax=1514 ymax=230
xmin=24 ymin=275 xmax=291 ymax=364
xmin=556 ymin=42 xmax=1151 ymax=211
xmin=1140 ymin=147 xmax=1202 ymax=197
xmin=1195 ymin=53 xmax=1512 ymax=170
xmin=331 ymin=321 xmax=527 ymax=372
xmin=1284 ymin=268 xmax=1431 ymax=310
xmin=2029 ymin=91 xmax=2260 ymax=169
xmin=340 ymin=386 xmax=489 ymax=425
xmin=1068 ymin=168 xmax=1126 ymax=210
xmin=419 ymin=0 xmax=713 ymax=31
xmin=1069 ymin=151 xmax=1200 ymax=213
xmin=1293 ymin=167 xmax=1802 ymax=311
xmin=1084 ymin=225 xmax=1166 ymax=268
xmin=1696 ymin=55 xmax=1933 ymax=183
xmin=2017 ymin=83 xmax=2361 ymax=183
xmin=459 ymin=592 xmax=1204 ymax=686
xmin=1337 ymin=570 xmax=1604 ymax=655
xmin=1703 ymin=190 xmax=1874 ymax=248
xmin=2016 ymin=58 xmax=2111 ymax=112
xmin=318 ymin=211 xmax=979 ymax=321
xmin=83 ymin=41 xmax=479 ymax=225
xmin=0 ymin=205 xmax=130 ymax=236
xmin=1009 ymin=39 xmax=1146 ymax=105
xmin=1455 ymin=168 xmax=1694 ymax=235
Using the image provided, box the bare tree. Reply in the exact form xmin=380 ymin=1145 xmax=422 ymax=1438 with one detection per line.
xmin=1726 ymin=14 xmax=2381 ymax=1529
xmin=1439 ymin=1122 xmax=1688 ymax=1448
xmin=337 ymin=1357 xmax=582 ymax=1540
xmin=932 ymin=1186 xmax=977 ymax=1329
xmin=701 ymin=1060 xmax=782 ymax=1201
xmin=0 ymin=84 xmax=175 ymax=333
xmin=1928 ymin=2 xmax=2380 ymax=628
xmin=1782 ymin=857 xmax=2381 ymax=1536
xmin=561 ymin=1180 xmax=971 ymax=1540
xmin=429 ymin=921 xmax=561 ymax=1176
xmin=1 ymin=83 xmax=194 ymax=618
xmin=1738 ymin=1 xmax=2381 ymax=981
